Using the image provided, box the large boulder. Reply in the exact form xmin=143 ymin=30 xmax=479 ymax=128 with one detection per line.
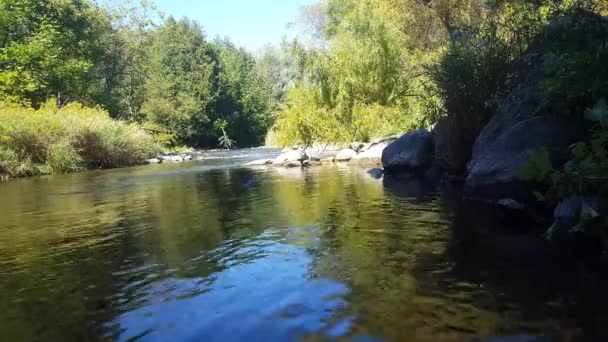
xmin=464 ymin=13 xmax=607 ymax=199
xmin=273 ymin=149 xmax=307 ymax=166
xmin=335 ymin=149 xmax=358 ymax=162
xmin=381 ymin=130 xmax=435 ymax=173
xmin=465 ymin=117 xmax=580 ymax=199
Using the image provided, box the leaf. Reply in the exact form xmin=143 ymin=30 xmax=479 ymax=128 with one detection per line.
xmin=516 ymin=147 xmax=554 ymax=182
xmin=571 ymin=142 xmax=588 ymax=161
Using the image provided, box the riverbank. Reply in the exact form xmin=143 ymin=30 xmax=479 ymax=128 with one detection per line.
xmin=0 ymin=101 xmax=160 ymax=181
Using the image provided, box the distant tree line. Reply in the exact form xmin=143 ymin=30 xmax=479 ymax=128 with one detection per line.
xmin=0 ymin=0 xmax=277 ymax=148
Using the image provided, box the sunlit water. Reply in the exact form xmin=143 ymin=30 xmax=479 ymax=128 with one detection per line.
xmin=1 ymin=149 xmax=606 ymax=341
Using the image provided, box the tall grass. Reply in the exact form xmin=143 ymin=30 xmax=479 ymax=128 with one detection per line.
xmin=0 ymin=100 xmax=160 ymax=180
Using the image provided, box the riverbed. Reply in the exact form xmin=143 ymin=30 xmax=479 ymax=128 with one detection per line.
xmin=0 ymin=148 xmax=605 ymax=341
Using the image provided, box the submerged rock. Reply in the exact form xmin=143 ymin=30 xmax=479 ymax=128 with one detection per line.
xmin=381 ymin=130 xmax=434 ymax=173
xmin=367 ymin=168 xmax=384 ymax=179
xmin=383 ymin=173 xmax=436 ymax=202
xmin=335 ymin=149 xmax=358 ymax=162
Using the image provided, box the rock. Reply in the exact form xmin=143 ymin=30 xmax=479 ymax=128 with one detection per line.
xmin=367 ymin=168 xmax=384 ymax=179
xmin=182 ymin=154 xmax=193 ymax=161
xmin=245 ymin=159 xmax=274 ymax=166
xmin=350 ymin=142 xmax=365 ymax=152
xmin=244 ymin=179 xmax=259 ymax=189
xmin=554 ymin=196 xmax=600 ymax=227
xmin=381 ymin=130 xmax=434 ymax=173
xmin=273 ymin=150 xmax=307 ymax=166
xmin=465 ymin=117 xmax=580 ymax=199
xmin=186 ymin=151 xmax=203 ymax=160
xmin=321 ymin=157 xmax=335 ymax=163
xmin=465 ymin=13 xmax=606 ymax=200
xmin=307 ymin=152 xmax=322 ymax=162
xmin=302 ymin=160 xmax=322 ymax=167
xmin=168 ymin=155 xmax=184 ymax=163
xmin=359 ymin=134 xmax=401 ymax=153
xmin=144 ymin=158 xmax=161 ymax=164
xmin=497 ymin=198 xmax=525 ymax=211
xmin=284 ymin=161 xmax=302 ymax=168
xmin=352 ymin=141 xmax=389 ymax=164
xmin=335 ymin=149 xmax=358 ymax=162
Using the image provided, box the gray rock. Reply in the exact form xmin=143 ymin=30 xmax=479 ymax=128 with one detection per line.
xmin=352 ymin=142 xmax=389 ymax=164
xmin=465 ymin=117 xmax=579 ymax=199
xmin=360 ymin=134 xmax=401 ymax=153
xmin=464 ymin=14 xmax=607 ymax=200
xmin=168 ymin=155 xmax=184 ymax=163
xmin=381 ymin=130 xmax=435 ymax=173
xmin=350 ymin=142 xmax=365 ymax=152
xmin=144 ymin=158 xmax=161 ymax=165
xmin=245 ymin=159 xmax=274 ymax=166
xmin=554 ymin=196 xmax=600 ymax=227
xmin=335 ymin=149 xmax=358 ymax=162
xmin=307 ymin=152 xmax=322 ymax=161
xmin=367 ymin=168 xmax=384 ymax=179
xmin=497 ymin=198 xmax=525 ymax=211
xmin=273 ymin=150 xmax=307 ymax=166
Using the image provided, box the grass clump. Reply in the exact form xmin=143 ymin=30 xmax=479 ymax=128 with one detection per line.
xmin=0 ymin=100 xmax=160 ymax=179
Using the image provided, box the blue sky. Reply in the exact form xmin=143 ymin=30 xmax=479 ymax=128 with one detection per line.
xmin=154 ymin=0 xmax=317 ymax=53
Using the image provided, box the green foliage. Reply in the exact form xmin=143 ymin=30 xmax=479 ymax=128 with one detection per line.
xmin=0 ymin=100 xmax=159 ymax=179
xmin=273 ymin=0 xmax=451 ymax=146
xmin=0 ymin=1 xmax=274 ymax=149
xmin=0 ymin=0 xmax=111 ymax=104
xmin=142 ymin=17 xmax=214 ymax=145
xmin=429 ymin=21 xmax=515 ymax=173
xmin=517 ymin=147 xmax=555 ymax=183
xmin=518 ymin=99 xmax=608 ymax=245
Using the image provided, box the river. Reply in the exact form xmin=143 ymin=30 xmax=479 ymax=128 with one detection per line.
xmin=0 ymin=148 xmax=605 ymax=341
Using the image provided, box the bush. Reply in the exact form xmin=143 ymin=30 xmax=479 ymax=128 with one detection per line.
xmin=429 ymin=23 xmax=514 ymax=174
xmin=0 ymin=100 xmax=160 ymax=179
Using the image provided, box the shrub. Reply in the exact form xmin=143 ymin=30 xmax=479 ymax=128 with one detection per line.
xmin=0 ymin=100 xmax=160 ymax=179
xmin=429 ymin=23 xmax=514 ymax=174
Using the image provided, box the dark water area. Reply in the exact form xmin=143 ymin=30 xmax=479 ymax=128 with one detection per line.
xmin=1 ymin=148 xmax=607 ymax=341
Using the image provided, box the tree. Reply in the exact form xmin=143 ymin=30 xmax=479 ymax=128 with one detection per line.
xmin=141 ymin=16 xmax=216 ymax=145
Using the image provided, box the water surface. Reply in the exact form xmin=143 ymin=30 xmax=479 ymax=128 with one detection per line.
xmin=0 ymin=149 xmax=605 ymax=341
